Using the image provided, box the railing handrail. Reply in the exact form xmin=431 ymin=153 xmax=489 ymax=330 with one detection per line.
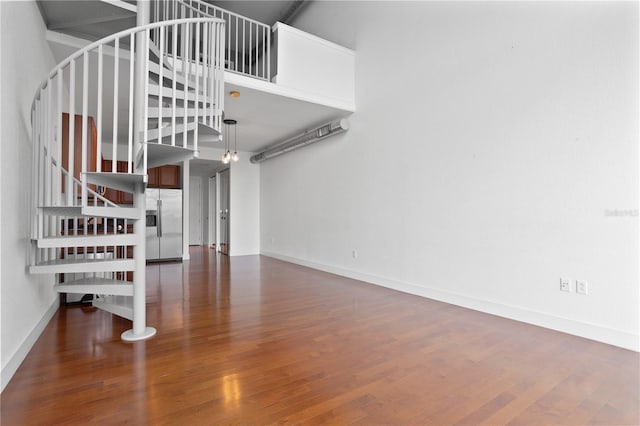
xmin=31 ymin=17 xmax=225 ymax=114
xmin=161 ymin=0 xmax=271 ymax=81
xmin=175 ymin=0 xmax=270 ymax=28
xmin=60 ymin=168 xmax=119 ymax=208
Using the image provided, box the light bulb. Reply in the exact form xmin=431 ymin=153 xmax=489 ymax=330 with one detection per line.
xmin=232 ymin=152 xmax=239 ymax=162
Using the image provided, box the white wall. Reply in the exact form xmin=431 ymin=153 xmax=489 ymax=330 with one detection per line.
xmin=229 ymin=153 xmax=260 ymax=256
xmin=1 ymin=1 xmax=60 ymax=391
xmin=261 ymin=1 xmax=639 ymax=350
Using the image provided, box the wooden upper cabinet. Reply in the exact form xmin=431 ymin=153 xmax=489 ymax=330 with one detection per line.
xmin=147 ymin=167 xmax=159 ymax=188
xmin=148 ymin=165 xmax=181 ymax=189
xmin=158 ymin=165 xmax=180 ymax=188
xmin=61 ymin=113 xmax=98 ymax=192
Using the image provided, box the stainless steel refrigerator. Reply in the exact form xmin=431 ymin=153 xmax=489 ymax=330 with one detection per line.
xmin=146 ymin=189 xmax=183 ymax=261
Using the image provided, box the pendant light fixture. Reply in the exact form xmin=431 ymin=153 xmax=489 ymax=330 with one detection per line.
xmin=222 ymin=119 xmax=239 ymax=164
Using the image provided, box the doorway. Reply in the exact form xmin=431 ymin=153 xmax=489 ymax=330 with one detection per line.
xmin=218 ymin=169 xmax=230 ymax=255
xmin=208 ymin=176 xmax=216 ymax=249
xmin=189 ymin=176 xmax=202 ymax=245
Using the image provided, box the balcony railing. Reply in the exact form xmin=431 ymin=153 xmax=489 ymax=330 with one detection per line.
xmin=153 ymin=0 xmax=271 ymax=81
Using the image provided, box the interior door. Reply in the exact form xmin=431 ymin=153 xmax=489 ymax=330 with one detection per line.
xmin=218 ymin=169 xmax=230 ymax=255
xmin=189 ymin=176 xmax=202 ymax=245
xmin=209 ymin=176 xmax=216 ymax=248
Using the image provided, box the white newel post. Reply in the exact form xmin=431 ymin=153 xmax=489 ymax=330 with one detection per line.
xmin=122 ymin=1 xmax=156 ymax=341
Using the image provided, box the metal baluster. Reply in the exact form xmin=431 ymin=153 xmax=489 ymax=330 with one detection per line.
xmin=97 ymin=45 xmax=103 ymax=172
xmin=82 ymin=52 xmax=89 ymax=208
xmin=158 ymin=25 xmax=165 ymax=142
xmin=182 ymin=22 xmax=190 ymax=148
xmin=194 ymin=22 xmax=200 ymax=144
xmin=171 ymin=23 xmax=178 ymax=146
xmin=202 ymin=23 xmax=208 ymax=127
xmin=128 ymin=33 xmax=135 ymax=172
xmin=68 ymin=63 xmax=75 ymax=206
xmin=235 ymin=15 xmax=238 ymax=72
xmin=56 ymin=71 xmax=63 ymax=207
xmin=112 ymin=38 xmax=119 ymax=173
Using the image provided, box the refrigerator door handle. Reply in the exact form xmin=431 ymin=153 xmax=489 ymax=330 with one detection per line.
xmin=157 ymin=199 xmax=163 ymax=238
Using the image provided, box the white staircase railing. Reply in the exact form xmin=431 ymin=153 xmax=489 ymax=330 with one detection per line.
xmin=152 ymin=0 xmax=271 ymax=81
xmin=29 ymin=16 xmax=225 ymax=341
xmin=31 ymin=18 xmax=225 ymax=207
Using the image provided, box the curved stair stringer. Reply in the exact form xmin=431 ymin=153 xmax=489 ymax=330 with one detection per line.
xmin=29 ymin=15 xmax=225 ymax=341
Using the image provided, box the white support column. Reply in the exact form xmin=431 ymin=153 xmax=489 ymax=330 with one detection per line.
xmin=121 ymin=182 xmax=155 ymax=341
xmin=122 ymin=1 xmax=155 ymax=341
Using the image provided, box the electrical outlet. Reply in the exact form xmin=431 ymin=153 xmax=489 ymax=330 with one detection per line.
xmin=576 ymin=280 xmax=589 ymax=295
xmin=560 ymin=277 xmax=571 ymax=292
xmin=352 ymin=249 xmax=358 ymax=259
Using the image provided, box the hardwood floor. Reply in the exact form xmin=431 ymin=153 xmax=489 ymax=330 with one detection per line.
xmin=2 ymin=247 xmax=639 ymax=425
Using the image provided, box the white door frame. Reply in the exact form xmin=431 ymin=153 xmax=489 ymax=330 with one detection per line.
xmin=208 ymin=175 xmax=216 ymax=248
xmin=215 ymin=171 xmax=221 ymax=252
xmin=215 ymin=169 xmax=230 ymax=254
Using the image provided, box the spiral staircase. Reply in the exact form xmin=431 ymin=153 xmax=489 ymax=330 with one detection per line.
xmin=28 ymin=1 xmax=225 ymax=340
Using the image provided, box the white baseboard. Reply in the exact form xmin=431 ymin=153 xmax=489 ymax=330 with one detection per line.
xmin=1 ymin=299 xmax=59 ymax=393
xmin=261 ymin=251 xmax=640 ymax=352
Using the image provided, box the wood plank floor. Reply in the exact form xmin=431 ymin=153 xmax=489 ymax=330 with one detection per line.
xmin=2 ymin=247 xmax=639 ymax=425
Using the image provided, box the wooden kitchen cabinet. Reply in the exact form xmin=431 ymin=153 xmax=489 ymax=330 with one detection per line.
xmin=158 ymin=165 xmax=180 ymax=188
xmin=148 ymin=165 xmax=180 ymax=189
xmin=147 ymin=167 xmax=159 ymax=187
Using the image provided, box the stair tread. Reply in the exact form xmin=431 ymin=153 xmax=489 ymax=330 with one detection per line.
xmin=55 ymin=277 xmax=133 ymax=296
xmin=33 ymin=257 xmax=133 ymax=267
xmin=82 ymin=206 xmax=141 ymax=220
xmin=57 ymin=277 xmax=131 ymax=286
xmin=84 ymin=172 xmax=146 ymax=183
xmin=146 ymin=142 xmax=197 ymax=168
xmin=148 ymin=106 xmax=216 ymax=118
xmin=148 ymin=83 xmax=207 ymax=103
xmin=36 ymin=233 xmax=138 ymax=249
xmin=30 ymin=257 xmax=135 ymax=274
xmin=39 ymin=205 xmax=141 ymax=220
xmin=84 ymin=172 xmax=146 ymax=193
xmin=39 ymin=233 xmax=136 ymax=241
